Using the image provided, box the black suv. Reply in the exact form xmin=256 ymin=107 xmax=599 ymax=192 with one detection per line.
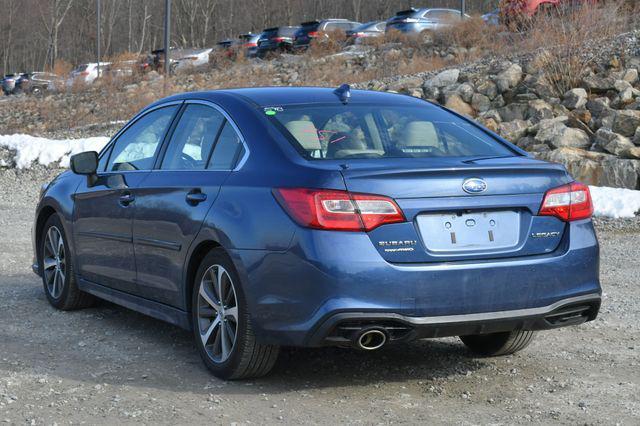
xmin=293 ymin=19 xmax=361 ymax=50
xmin=256 ymin=26 xmax=300 ymax=57
xmin=14 ymin=72 xmax=60 ymax=95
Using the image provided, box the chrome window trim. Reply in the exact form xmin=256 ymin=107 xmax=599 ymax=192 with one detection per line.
xmin=98 ymin=98 xmax=249 ymax=174
xmin=183 ymin=99 xmax=250 ymax=172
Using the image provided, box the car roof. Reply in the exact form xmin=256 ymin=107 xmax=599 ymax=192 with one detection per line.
xmin=154 ymin=86 xmax=436 ymax=109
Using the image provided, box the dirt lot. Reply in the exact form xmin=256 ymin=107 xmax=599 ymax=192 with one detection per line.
xmin=0 ymin=169 xmax=638 ymax=425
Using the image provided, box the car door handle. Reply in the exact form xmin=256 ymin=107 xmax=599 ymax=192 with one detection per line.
xmin=186 ymin=190 xmax=207 ymax=205
xmin=119 ymin=192 xmax=135 ymax=206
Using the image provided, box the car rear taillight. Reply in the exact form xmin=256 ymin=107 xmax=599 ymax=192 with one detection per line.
xmin=538 ymin=182 xmax=593 ymax=222
xmin=307 ymin=31 xmax=319 ymax=37
xmin=80 ymin=71 xmax=89 ymax=76
xmin=244 ymin=42 xmax=257 ymax=47
xmin=273 ymin=188 xmax=405 ymax=232
xmin=273 ymin=37 xmax=286 ymax=42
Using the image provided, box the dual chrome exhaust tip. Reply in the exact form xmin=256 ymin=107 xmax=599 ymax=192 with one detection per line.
xmin=353 ymin=327 xmax=388 ymax=351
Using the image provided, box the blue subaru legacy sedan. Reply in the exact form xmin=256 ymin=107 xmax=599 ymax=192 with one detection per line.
xmin=32 ymin=86 xmax=601 ymax=379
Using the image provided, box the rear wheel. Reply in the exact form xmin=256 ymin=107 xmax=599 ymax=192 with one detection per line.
xmin=460 ymin=330 xmax=536 ymax=356
xmin=40 ymin=214 xmax=95 ymax=310
xmin=192 ymin=249 xmax=279 ymax=380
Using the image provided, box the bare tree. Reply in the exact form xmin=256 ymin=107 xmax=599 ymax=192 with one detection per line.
xmin=40 ymin=0 xmax=75 ymax=69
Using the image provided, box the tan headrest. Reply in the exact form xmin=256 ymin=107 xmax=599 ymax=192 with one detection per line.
xmin=285 ymin=120 xmax=321 ymax=150
xmin=402 ymin=121 xmax=439 ymax=147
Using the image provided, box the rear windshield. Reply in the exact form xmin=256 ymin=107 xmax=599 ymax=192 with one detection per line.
xmin=278 ymin=27 xmax=300 ymax=37
xmin=300 ymin=21 xmax=320 ymax=32
xmin=266 ymin=104 xmax=515 ymax=160
xmin=393 ymin=9 xmax=419 ymax=18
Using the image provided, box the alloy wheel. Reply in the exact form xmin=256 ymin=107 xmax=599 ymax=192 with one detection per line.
xmin=43 ymin=226 xmax=66 ymax=299
xmin=197 ymin=264 xmax=239 ymax=363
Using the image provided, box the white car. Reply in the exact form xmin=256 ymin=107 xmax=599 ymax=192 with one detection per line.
xmin=67 ymin=62 xmax=111 ymax=86
xmin=173 ymin=48 xmax=213 ymax=71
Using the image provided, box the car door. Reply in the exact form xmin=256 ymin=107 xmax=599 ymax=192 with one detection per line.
xmin=73 ymin=104 xmax=180 ymax=294
xmin=132 ymin=101 xmax=247 ymax=307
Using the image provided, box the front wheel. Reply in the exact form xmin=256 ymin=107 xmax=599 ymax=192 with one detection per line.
xmin=40 ymin=214 xmax=95 ymax=310
xmin=192 ymin=249 xmax=279 ymax=380
xmin=460 ymin=330 xmax=536 ymax=356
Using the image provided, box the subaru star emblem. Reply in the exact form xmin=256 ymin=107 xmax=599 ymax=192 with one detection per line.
xmin=462 ymin=178 xmax=487 ymax=194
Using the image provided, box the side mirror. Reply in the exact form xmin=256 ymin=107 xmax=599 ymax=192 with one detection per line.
xmin=70 ymin=151 xmax=98 ymax=175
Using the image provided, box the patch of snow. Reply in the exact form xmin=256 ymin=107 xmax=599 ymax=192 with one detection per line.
xmin=590 ymin=186 xmax=640 ymax=218
xmin=0 ymin=134 xmax=109 ymax=168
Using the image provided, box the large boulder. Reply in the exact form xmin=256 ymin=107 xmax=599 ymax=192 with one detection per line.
xmin=476 ymin=80 xmax=498 ymax=100
xmin=444 ymin=94 xmax=475 ymax=117
xmin=534 ymin=120 xmax=591 ymax=149
xmin=622 ymin=68 xmax=638 ymax=84
xmin=582 ymin=74 xmax=617 ymax=93
xmin=537 ymin=147 xmax=640 ymax=189
xmin=497 ymin=103 xmax=528 ymax=122
xmin=562 ymin=88 xmax=588 ymax=110
xmin=424 ymin=69 xmax=460 ymax=89
xmin=499 ymin=119 xmax=530 ymax=142
xmin=594 ymin=128 xmax=635 ymax=156
xmin=585 ymin=97 xmax=611 ymax=118
xmin=620 ymin=146 xmax=640 ymax=160
xmin=527 ymin=99 xmax=554 ymax=122
xmin=471 ymin=93 xmax=491 ymax=113
xmin=495 ymin=63 xmax=523 ymax=90
xmin=612 ymin=110 xmax=640 ymax=137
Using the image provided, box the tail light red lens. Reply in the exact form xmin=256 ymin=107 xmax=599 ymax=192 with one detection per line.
xmin=273 ymin=188 xmax=405 ymax=232
xmin=308 ymin=31 xmax=319 ymax=37
xmin=273 ymin=37 xmax=286 ymax=42
xmin=539 ymin=182 xmax=593 ymax=222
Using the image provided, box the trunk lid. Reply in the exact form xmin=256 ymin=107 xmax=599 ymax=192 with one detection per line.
xmin=340 ymin=156 xmax=571 ymax=263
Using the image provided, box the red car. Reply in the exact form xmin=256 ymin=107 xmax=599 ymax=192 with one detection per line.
xmin=501 ymin=0 xmax=594 ymax=22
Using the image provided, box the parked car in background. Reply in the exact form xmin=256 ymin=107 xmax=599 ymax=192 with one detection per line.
xmin=293 ymin=19 xmax=361 ymax=50
xmin=346 ymin=21 xmax=387 ymax=44
xmin=173 ymin=48 xmax=214 ymax=71
xmin=2 ymin=73 xmax=20 ymax=95
xmin=240 ymin=33 xmax=261 ymax=58
xmin=256 ymin=26 xmax=300 ymax=57
xmin=35 ymin=86 xmax=601 ymax=380
xmin=14 ymin=72 xmax=61 ymax=95
xmin=68 ymin=62 xmax=110 ymax=86
xmin=482 ymin=8 xmax=501 ymax=25
xmin=386 ymin=8 xmax=469 ymax=39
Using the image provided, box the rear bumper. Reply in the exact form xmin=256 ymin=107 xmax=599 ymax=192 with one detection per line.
xmin=230 ymin=219 xmax=601 ymax=347
xmin=307 ymin=293 xmax=601 ymax=347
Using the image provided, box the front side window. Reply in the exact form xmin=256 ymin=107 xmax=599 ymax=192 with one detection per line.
xmin=267 ymin=104 xmax=515 ymax=160
xmin=161 ymin=104 xmax=225 ymax=170
xmin=106 ymin=106 xmax=178 ymax=172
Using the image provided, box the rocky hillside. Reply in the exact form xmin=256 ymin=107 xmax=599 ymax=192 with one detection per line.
xmin=355 ymin=31 xmax=640 ymax=189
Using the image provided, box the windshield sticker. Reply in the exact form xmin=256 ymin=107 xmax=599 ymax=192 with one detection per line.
xmin=264 ymin=106 xmax=283 ymax=116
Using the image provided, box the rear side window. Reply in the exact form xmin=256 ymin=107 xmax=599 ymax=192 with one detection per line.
xmin=267 ymin=104 xmax=514 ymax=160
xmin=426 ymin=10 xmax=462 ymax=21
xmin=161 ymin=104 xmax=225 ymax=170
xmin=207 ymin=122 xmax=244 ymax=170
xmin=106 ymin=106 xmax=177 ymax=171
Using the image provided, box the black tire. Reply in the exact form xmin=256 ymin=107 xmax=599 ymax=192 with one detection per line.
xmin=40 ymin=214 xmax=95 ymax=310
xmin=192 ymin=248 xmax=279 ymax=380
xmin=460 ymin=330 xmax=536 ymax=357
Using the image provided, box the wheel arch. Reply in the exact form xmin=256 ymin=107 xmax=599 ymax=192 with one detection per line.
xmin=35 ymin=205 xmax=59 ymax=268
xmin=184 ymin=239 xmax=223 ymax=316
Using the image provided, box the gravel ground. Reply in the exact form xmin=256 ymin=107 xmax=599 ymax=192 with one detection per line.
xmin=0 ymin=169 xmax=638 ymax=425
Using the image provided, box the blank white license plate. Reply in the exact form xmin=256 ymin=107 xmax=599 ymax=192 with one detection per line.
xmin=416 ymin=211 xmax=520 ymax=253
